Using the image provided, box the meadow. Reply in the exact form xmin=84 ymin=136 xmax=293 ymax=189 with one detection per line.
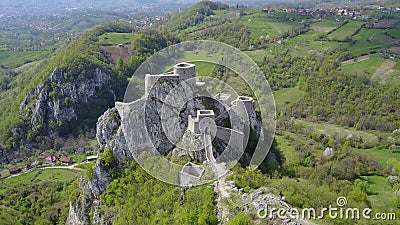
xmin=354 ymin=147 xmax=400 ymax=167
xmin=311 ymin=20 xmax=341 ymax=33
xmin=273 ymin=85 xmax=304 ymax=111
xmin=0 ymin=50 xmax=50 ymax=68
xmin=350 ymin=28 xmax=393 ymax=56
xmin=98 ymin=32 xmax=137 ymax=45
xmin=328 ymin=20 xmax=365 ymax=41
xmin=340 ymin=54 xmax=386 ymax=77
xmin=361 ymin=175 xmax=400 ymax=213
xmin=1 ymin=169 xmax=80 ymax=187
xmin=294 ymin=119 xmax=380 ymax=146
xmin=386 ymin=28 xmax=400 ymax=39
xmin=239 ymin=13 xmax=299 ymax=39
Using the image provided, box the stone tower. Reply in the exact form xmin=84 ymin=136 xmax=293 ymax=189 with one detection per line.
xmin=173 ymin=62 xmax=196 ymax=81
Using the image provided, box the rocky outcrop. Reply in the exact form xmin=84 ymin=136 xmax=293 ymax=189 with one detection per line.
xmin=67 ymin=63 xmax=264 ymax=224
xmin=67 ymin=109 xmax=124 ymax=225
xmin=20 ymin=67 xmax=116 ymax=136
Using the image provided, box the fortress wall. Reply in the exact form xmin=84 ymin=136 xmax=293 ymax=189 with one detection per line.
xmin=174 ymin=63 xmax=196 ymax=82
xmin=216 ymin=127 xmax=244 ymax=152
xmin=188 ymin=115 xmax=199 ymax=134
xmin=145 ymin=74 xmax=179 ymax=94
xmin=231 ymin=96 xmax=256 ymax=123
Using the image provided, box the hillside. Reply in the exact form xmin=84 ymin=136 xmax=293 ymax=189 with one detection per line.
xmin=0 ymin=23 xmax=179 ymax=162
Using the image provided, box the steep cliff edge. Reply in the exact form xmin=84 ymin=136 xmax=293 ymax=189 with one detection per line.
xmin=20 ymin=67 xmax=116 ymax=137
xmin=67 ymin=108 xmax=122 ymax=225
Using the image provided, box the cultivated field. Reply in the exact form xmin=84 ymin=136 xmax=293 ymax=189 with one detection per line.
xmin=240 ymin=13 xmax=299 ymax=38
xmin=311 ymin=20 xmax=341 ymax=33
xmin=0 ymin=51 xmax=49 ymax=68
xmin=328 ymin=20 xmax=364 ymax=41
xmin=350 ymin=28 xmax=394 ymax=56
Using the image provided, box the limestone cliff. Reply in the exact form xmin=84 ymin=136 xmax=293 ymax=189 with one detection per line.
xmin=67 ymin=108 xmax=122 ymax=225
xmin=20 ymin=67 xmax=116 ymax=137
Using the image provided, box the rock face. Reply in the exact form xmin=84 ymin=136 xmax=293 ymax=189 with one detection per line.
xmin=67 ymin=109 xmax=123 ymax=225
xmin=67 ymin=64 xmax=264 ymax=224
xmin=20 ymin=67 xmax=116 ymax=136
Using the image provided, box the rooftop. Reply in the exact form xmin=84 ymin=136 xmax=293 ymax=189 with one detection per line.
xmin=181 ymin=162 xmax=204 ymax=178
xmin=198 ymin=110 xmax=215 ymax=116
xmin=174 ymin=63 xmax=195 ymax=68
xmin=215 ymin=93 xmax=231 ymax=101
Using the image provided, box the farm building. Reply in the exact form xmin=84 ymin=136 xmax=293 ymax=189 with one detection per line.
xmin=61 ymin=156 xmax=73 ymax=165
xmin=9 ymin=167 xmax=22 ymax=175
xmin=45 ymin=154 xmax=58 ymax=164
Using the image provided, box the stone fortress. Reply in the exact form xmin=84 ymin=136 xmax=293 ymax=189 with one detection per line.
xmin=117 ymin=62 xmax=261 ymax=186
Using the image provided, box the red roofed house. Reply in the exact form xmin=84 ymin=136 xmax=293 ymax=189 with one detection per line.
xmin=9 ymin=167 xmax=22 ymax=175
xmin=45 ymin=154 xmax=58 ymax=164
xmin=61 ymin=156 xmax=73 ymax=165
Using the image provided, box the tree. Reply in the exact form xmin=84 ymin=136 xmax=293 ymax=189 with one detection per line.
xmin=226 ymin=212 xmax=254 ymax=225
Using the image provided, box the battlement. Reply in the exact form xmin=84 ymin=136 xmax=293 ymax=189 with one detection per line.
xmin=174 ymin=63 xmax=196 ymax=81
xmin=214 ymin=93 xmax=232 ymax=106
xmin=188 ymin=110 xmax=215 ymax=134
xmin=145 ymin=72 xmax=180 ymax=94
xmin=231 ymin=96 xmax=255 ymax=120
xmin=145 ymin=62 xmax=197 ymax=94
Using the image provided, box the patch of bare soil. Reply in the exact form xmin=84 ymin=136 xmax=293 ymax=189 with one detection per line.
xmin=371 ymin=60 xmax=396 ymax=84
xmin=341 ymin=55 xmax=370 ymax=65
xmin=373 ymin=19 xmax=398 ymax=29
xmin=101 ymin=45 xmax=130 ymax=65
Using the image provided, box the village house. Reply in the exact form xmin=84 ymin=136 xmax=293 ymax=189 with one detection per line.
xmin=45 ymin=154 xmax=58 ymax=164
xmin=9 ymin=167 xmax=22 ymax=175
xmin=283 ymin=8 xmax=297 ymax=13
xmin=61 ymin=156 xmax=73 ymax=165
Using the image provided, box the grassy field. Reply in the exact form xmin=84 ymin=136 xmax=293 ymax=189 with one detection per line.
xmin=189 ymin=61 xmax=216 ymax=77
xmin=295 ymin=119 xmax=379 ymax=146
xmin=350 ymin=28 xmax=393 ymax=56
xmin=0 ymin=50 xmax=50 ymax=68
xmin=244 ymin=50 xmax=266 ymax=62
xmin=291 ymin=39 xmax=344 ymax=56
xmin=273 ymin=86 xmax=304 ymax=112
xmin=14 ymin=59 xmax=48 ymax=74
xmin=275 ymin=133 xmax=297 ymax=164
xmin=240 ymin=13 xmax=297 ymax=38
xmin=281 ymin=30 xmax=347 ymax=56
xmin=340 ymin=54 xmax=385 ymax=77
xmin=354 ymin=147 xmax=400 ymax=167
xmin=361 ymin=175 xmax=400 ymax=213
xmin=98 ymin=32 xmax=137 ymax=45
xmin=311 ymin=20 xmax=341 ymax=33
xmin=328 ymin=21 xmax=364 ymax=41
xmin=386 ymin=28 xmax=400 ymax=39
xmin=386 ymin=61 xmax=400 ymax=84
xmin=1 ymin=169 xmax=80 ymax=186
xmin=75 ymin=162 xmax=95 ymax=170
xmin=394 ymin=61 xmax=400 ymax=71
